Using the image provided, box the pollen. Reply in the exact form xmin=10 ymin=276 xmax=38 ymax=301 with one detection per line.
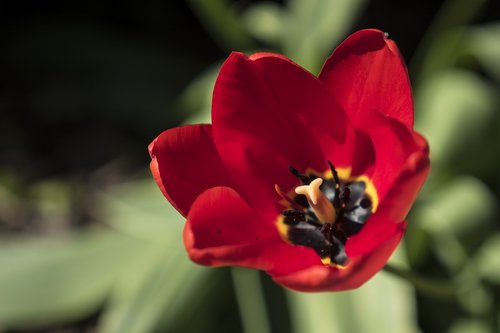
xmin=295 ymin=178 xmax=337 ymax=224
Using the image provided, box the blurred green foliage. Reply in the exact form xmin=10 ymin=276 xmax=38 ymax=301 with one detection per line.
xmin=1 ymin=0 xmax=500 ymax=332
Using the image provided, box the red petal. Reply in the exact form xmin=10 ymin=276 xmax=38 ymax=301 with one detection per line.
xmin=266 ymin=242 xmax=326 ymax=277
xmin=184 ymin=186 xmax=282 ymax=269
xmin=363 ymin=110 xmax=428 ymax=203
xmin=211 ymin=52 xmax=354 ymax=204
xmin=350 ymin=128 xmax=376 ymax=177
xmin=346 ymin=135 xmax=429 ymax=257
xmin=319 ymin=29 xmax=413 ymax=129
xmin=345 ymin=212 xmax=403 ymax=257
xmin=149 ymin=124 xmax=232 ymax=216
xmin=249 ymin=53 xmax=356 ymax=168
xmin=272 ymin=224 xmax=405 ymax=292
xmin=375 ymin=141 xmax=430 ymax=222
xmin=185 ymin=186 xmax=327 ymax=273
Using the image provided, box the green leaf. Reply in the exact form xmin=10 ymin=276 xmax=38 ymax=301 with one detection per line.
xmin=414 ymin=70 xmax=495 ymax=167
xmin=231 ymin=268 xmax=271 ymax=333
xmin=95 ymin=177 xmax=184 ymax=242
xmin=415 ymin=176 xmax=496 ymax=237
xmin=475 ymin=233 xmax=500 ymax=284
xmin=186 ymin=0 xmax=255 ymax=51
xmin=283 ymin=0 xmax=367 ymax=74
xmin=96 ymin=177 xmax=217 ymax=333
xmin=286 ymin=247 xmax=419 ymax=333
xmin=447 ymin=319 xmax=490 ymax=333
xmin=242 ymin=2 xmax=286 ymax=46
xmin=0 ymin=228 xmax=144 ymax=329
xmin=178 ymin=65 xmax=220 ymax=125
xmin=99 ymin=242 xmax=210 ymax=333
xmin=466 ymin=23 xmax=500 ymax=82
xmin=409 ymin=0 xmax=487 ymax=84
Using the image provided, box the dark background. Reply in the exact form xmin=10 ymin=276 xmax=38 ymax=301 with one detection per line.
xmin=1 ymin=0 xmax=466 ymax=179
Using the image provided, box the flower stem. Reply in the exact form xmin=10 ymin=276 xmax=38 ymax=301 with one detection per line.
xmin=231 ymin=268 xmax=271 ymax=333
xmin=383 ymin=263 xmax=461 ymax=299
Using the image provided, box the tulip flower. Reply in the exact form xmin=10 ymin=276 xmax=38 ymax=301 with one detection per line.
xmin=149 ymin=29 xmax=430 ymax=292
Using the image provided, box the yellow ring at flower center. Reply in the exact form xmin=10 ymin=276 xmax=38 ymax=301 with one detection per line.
xmin=275 ymin=166 xmax=379 ymax=268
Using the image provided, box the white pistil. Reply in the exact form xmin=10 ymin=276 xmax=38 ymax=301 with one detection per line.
xmin=295 ymin=178 xmax=337 ymax=224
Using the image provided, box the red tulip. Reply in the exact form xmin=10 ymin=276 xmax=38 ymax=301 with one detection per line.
xmin=149 ymin=29 xmax=430 ymax=292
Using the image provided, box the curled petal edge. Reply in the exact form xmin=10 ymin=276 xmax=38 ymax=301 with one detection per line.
xmin=184 ymin=186 xmax=282 ymax=271
xmin=148 ymin=124 xmax=232 ymax=217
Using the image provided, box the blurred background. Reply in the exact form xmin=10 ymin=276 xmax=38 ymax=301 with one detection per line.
xmin=1 ymin=0 xmax=500 ymax=332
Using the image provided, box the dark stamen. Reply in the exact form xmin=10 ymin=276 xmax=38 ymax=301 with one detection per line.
xmin=327 ymin=160 xmax=341 ymax=208
xmin=280 ymin=161 xmax=372 ymax=268
xmin=340 ymin=187 xmax=351 ymax=206
xmin=283 ymin=209 xmax=305 ymax=225
xmin=337 ymin=186 xmax=351 ymax=221
xmin=360 ymin=198 xmax=371 ymax=209
xmin=289 ymin=166 xmax=310 ymax=184
xmin=320 ymin=222 xmax=333 ymax=240
xmin=344 ymin=205 xmax=359 ymax=213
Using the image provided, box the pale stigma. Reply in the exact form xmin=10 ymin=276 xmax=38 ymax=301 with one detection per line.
xmin=294 ymin=178 xmax=337 ymax=224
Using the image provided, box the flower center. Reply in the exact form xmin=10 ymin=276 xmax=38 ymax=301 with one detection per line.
xmin=276 ymin=161 xmax=375 ymax=268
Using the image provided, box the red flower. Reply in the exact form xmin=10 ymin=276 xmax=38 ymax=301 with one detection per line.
xmin=149 ymin=29 xmax=429 ymax=292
